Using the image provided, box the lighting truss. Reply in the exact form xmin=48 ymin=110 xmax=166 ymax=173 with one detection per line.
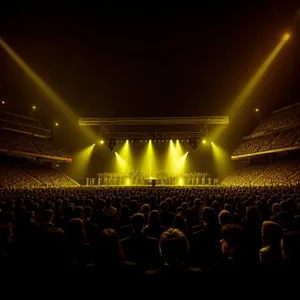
xmin=79 ymin=116 xmax=229 ymax=144
xmin=79 ymin=116 xmax=229 ymax=126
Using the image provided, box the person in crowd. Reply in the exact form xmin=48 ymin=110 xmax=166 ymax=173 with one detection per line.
xmin=65 ymin=218 xmax=93 ymax=266
xmin=281 ymin=231 xmax=300 ymax=271
xmin=190 ymin=207 xmax=222 ymax=270
xmin=83 ymin=206 xmax=100 ymax=246
xmin=214 ymin=224 xmax=259 ymax=271
xmin=218 ymin=210 xmax=233 ymax=227
xmin=173 ymin=214 xmax=188 ymax=236
xmin=160 ymin=201 xmax=175 ymax=228
xmin=121 ymin=213 xmax=161 ymax=270
xmin=143 ymin=210 xmax=166 ymax=240
xmin=87 ymin=228 xmax=140 ymax=275
xmin=141 ymin=204 xmax=151 ymax=225
xmin=146 ymin=228 xmax=202 ymax=276
xmin=104 ymin=197 xmax=117 ymax=217
xmin=259 ymin=221 xmax=284 ymax=271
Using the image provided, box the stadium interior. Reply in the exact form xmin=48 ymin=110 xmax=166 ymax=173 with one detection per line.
xmin=1 ymin=4 xmax=300 ymax=274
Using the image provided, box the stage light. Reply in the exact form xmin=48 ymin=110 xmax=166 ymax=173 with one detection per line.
xmin=1 ymin=100 xmax=5 ymax=105
xmin=255 ymin=108 xmax=259 ymax=112
xmin=32 ymin=105 xmax=36 ymax=110
xmin=211 ymin=142 xmax=214 ymax=145
xmin=283 ymin=33 xmax=290 ymax=41
xmin=126 ymin=179 xmax=131 ymax=185
xmin=179 ymin=178 xmax=183 ymax=186
xmin=99 ymin=140 xmax=104 ymax=144
xmin=202 ymin=139 xmax=207 ymax=144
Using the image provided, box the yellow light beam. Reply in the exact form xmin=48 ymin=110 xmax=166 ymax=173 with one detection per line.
xmin=212 ymin=33 xmax=290 ymax=141
xmin=141 ymin=140 xmax=156 ymax=177
xmin=211 ymin=142 xmax=232 ymax=180
xmin=228 ymin=36 xmax=288 ymax=118
xmin=175 ymin=139 xmax=184 ymax=159
xmin=115 ymin=152 xmax=128 ymax=173
xmin=67 ymin=144 xmax=95 ymax=180
xmin=167 ymin=140 xmax=177 ymax=174
xmin=0 ymin=38 xmax=97 ymax=142
xmin=176 ymin=151 xmax=188 ymax=173
xmin=119 ymin=140 xmax=132 ymax=170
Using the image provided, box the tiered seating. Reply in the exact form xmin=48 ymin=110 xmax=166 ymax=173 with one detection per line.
xmin=233 ymin=134 xmax=277 ymax=156
xmin=0 ymin=129 xmax=69 ymax=158
xmin=252 ymin=104 xmax=300 ymax=134
xmin=32 ymin=137 xmax=69 ymax=158
xmin=270 ymin=128 xmax=300 ymax=150
xmin=221 ymin=164 xmax=267 ymax=186
xmin=0 ymin=111 xmax=42 ymax=127
xmin=0 ymin=130 xmax=39 ymax=153
xmin=26 ymin=166 xmax=76 ymax=188
xmin=222 ymin=162 xmax=300 ymax=186
xmin=0 ymin=165 xmax=39 ymax=188
xmin=0 ymin=111 xmax=50 ymax=137
xmin=252 ymin=162 xmax=300 ymax=186
xmin=0 ymin=164 xmax=77 ymax=188
xmin=233 ymin=103 xmax=300 ymax=157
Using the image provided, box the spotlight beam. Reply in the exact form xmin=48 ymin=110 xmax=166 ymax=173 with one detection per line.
xmin=115 ymin=152 xmax=128 ymax=173
xmin=211 ymin=33 xmax=290 ymax=141
xmin=228 ymin=36 xmax=289 ymax=118
xmin=0 ymin=38 xmax=97 ymax=142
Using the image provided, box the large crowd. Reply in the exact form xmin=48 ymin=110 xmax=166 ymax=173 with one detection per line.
xmin=233 ymin=128 xmax=300 ymax=156
xmin=0 ymin=130 xmax=70 ymax=158
xmin=233 ymin=103 xmax=300 ymax=157
xmin=222 ymin=162 xmax=300 ymax=186
xmin=0 ymin=110 xmax=69 ymax=158
xmin=252 ymin=104 xmax=300 ymax=134
xmin=0 ymin=185 xmax=299 ymax=274
xmin=0 ymin=164 xmax=77 ymax=189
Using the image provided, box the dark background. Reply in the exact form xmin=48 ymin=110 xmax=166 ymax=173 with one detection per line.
xmin=1 ymin=1 xmax=300 ymax=180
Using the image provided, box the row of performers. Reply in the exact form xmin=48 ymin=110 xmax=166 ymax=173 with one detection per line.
xmin=88 ymin=174 xmax=218 ymax=185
